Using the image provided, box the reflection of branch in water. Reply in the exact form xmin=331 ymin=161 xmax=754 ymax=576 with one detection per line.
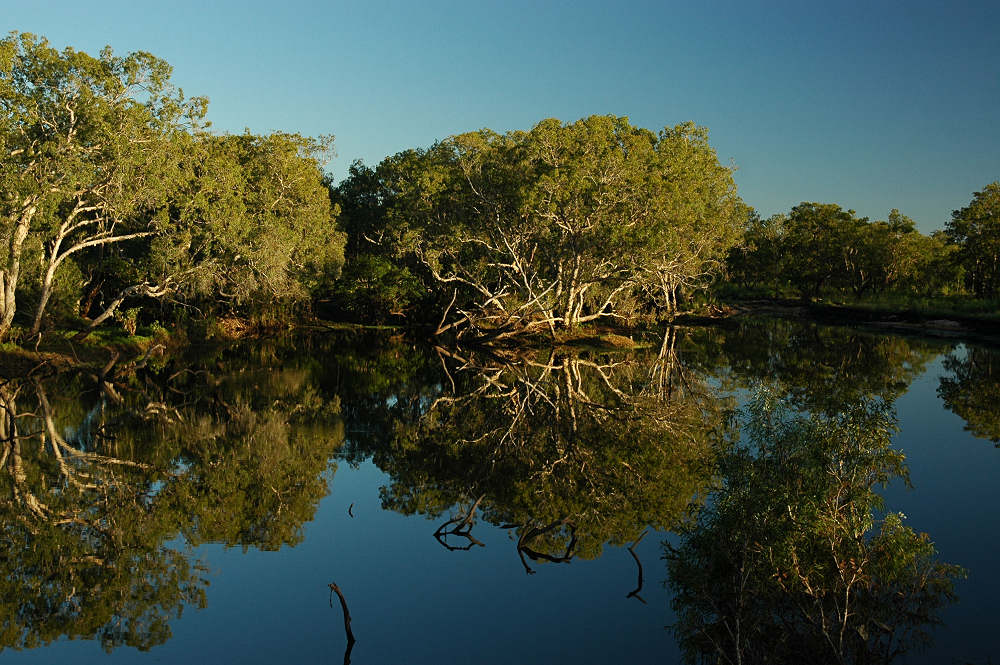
xmin=515 ymin=518 xmax=577 ymax=575
xmin=328 ymin=582 xmax=356 ymax=665
xmin=626 ymin=529 xmax=648 ymax=604
xmin=433 ymin=494 xmax=486 ymax=551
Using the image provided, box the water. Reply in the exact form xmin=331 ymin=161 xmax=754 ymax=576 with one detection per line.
xmin=1 ymin=319 xmax=997 ymax=664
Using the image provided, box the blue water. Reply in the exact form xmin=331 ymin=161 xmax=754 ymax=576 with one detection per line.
xmin=3 ymin=324 xmax=998 ymax=664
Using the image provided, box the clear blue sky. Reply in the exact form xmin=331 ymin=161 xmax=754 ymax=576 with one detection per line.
xmin=4 ymin=0 xmax=998 ymax=232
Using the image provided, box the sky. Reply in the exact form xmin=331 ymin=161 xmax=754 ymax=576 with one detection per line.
xmin=4 ymin=0 xmax=998 ymax=232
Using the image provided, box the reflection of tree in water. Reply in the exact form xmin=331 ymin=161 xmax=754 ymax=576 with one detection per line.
xmin=938 ymin=345 xmax=1000 ymax=445
xmin=0 ymin=344 xmax=345 ymax=653
xmin=694 ymin=318 xmax=944 ymax=413
xmin=666 ymin=388 xmax=963 ymax=665
xmin=370 ymin=327 xmax=732 ymax=565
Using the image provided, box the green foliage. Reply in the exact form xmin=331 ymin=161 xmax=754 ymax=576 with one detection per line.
xmin=726 ymin=204 xmax=963 ymax=301
xmin=332 ymin=116 xmax=745 ymax=334
xmin=945 ymin=182 xmax=1000 ymax=298
xmin=156 ymin=131 xmax=345 ymax=313
xmin=0 ymin=32 xmax=344 ymax=340
xmin=938 ymin=345 xmax=1000 ymax=445
xmin=666 ymin=388 xmax=963 ymax=664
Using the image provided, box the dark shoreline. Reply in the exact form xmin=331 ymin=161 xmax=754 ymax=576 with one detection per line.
xmin=5 ymin=299 xmax=1000 ymax=377
xmin=676 ymin=298 xmax=1000 ymax=346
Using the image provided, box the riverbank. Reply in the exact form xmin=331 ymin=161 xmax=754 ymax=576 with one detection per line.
xmin=5 ymin=296 xmax=998 ymax=378
xmin=678 ymin=297 xmax=1000 ymax=345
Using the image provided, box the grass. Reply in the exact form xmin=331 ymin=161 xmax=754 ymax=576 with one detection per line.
xmin=0 ymin=322 xmax=176 ymax=377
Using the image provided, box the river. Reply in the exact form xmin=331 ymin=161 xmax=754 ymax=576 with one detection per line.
xmin=1 ymin=318 xmax=996 ymax=664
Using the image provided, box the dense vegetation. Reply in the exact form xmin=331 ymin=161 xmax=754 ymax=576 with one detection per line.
xmin=0 ymin=32 xmax=344 ymax=344
xmin=725 ymin=185 xmax=1000 ymax=307
xmin=3 ymin=31 xmax=999 ymax=349
xmin=327 ymin=116 xmax=747 ymax=338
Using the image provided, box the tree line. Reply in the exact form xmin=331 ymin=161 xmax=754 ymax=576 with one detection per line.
xmin=4 ymin=32 xmax=999 ymax=346
xmin=726 ymin=188 xmax=1000 ymax=301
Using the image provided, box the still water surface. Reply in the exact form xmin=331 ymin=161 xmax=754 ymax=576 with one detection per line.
xmin=2 ymin=318 xmax=997 ymax=664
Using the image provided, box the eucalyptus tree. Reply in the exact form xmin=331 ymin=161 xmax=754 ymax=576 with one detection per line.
xmin=1 ymin=32 xmax=345 ymax=340
xmin=945 ymin=182 xmax=1000 ymax=298
xmin=327 ymin=160 xmax=424 ymax=322
xmin=725 ymin=211 xmax=786 ymax=292
xmin=779 ymin=202 xmax=866 ymax=298
xmin=0 ymin=32 xmax=206 ymax=340
xmin=146 ymin=131 xmax=344 ymax=319
xmin=368 ymin=115 xmax=744 ymax=339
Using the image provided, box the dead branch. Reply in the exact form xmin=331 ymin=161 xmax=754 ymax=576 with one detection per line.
xmin=328 ymin=581 xmax=357 ymax=664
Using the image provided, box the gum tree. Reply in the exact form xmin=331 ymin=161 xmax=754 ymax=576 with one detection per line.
xmin=370 ymin=115 xmax=745 ymax=339
xmin=946 ymin=182 xmax=1000 ymax=298
xmin=0 ymin=32 xmax=206 ymax=340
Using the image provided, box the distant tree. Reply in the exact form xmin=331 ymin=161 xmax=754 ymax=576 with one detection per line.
xmin=945 ymin=182 xmax=1000 ymax=298
xmin=327 ymin=160 xmax=424 ymax=322
xmin=726 ymin=212 xmax=786 ymax=291
xmin=781 ymin=203 xmax=865 ymax=299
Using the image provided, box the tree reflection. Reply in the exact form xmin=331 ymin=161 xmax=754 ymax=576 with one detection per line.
xmin=0 ymin=342 xmax=346 ymax=653
xmin=938 ymin=345 xmax=1000 ymax=445
xmin=368 ymin=327 xmax=731 ymax=566
xmin=666 ymin=388 xmax=963 ymax=665
xmin=692 ymin=318 xmax=944 ymax=413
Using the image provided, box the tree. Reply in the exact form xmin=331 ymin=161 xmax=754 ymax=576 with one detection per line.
xmin=0 ymin=32 xmax=206 ymax=340
xmin=150 ymin=131 xmax=344 ymax=318
xmin=361 ymin=115 xmax=744 ymax=338
xmin=945 ymin=182 xmax=1000 ymax=298
xmin=1 ymin=33 xmax=345 ymax=341
xmin=326 ymin=160 xmax=424 ymax=322
xmin=781 ymin=203 xmax=866 ymax=299
xmin=725 ymin=211 xmax=786 ymax=292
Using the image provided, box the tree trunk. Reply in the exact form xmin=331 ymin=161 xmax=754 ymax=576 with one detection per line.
xmin=73 ymin=281 xmax=170 ymax=341
xmin=30 ymin=262 xmax=59 ymax=336
xmin=0 ymin=207 xmax=36 ymax=341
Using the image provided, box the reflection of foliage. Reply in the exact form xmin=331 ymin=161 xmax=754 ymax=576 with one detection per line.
xmin=0 ymin=378 xmax=207 ymax=652
xmin=0 ymin=340 xmax=346 ymax=653
xmin=370 ymin=328 xmax=729 ymax=562
xmin=694 ymin=318 xmax=943 ymax=414
xmin=666 ymin=389 xmax=963 ymax=665
xmin=138 ymin=361 xmax=345 ymax=551
xmin=938 ymin=345 xmax=1000 ymax=445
